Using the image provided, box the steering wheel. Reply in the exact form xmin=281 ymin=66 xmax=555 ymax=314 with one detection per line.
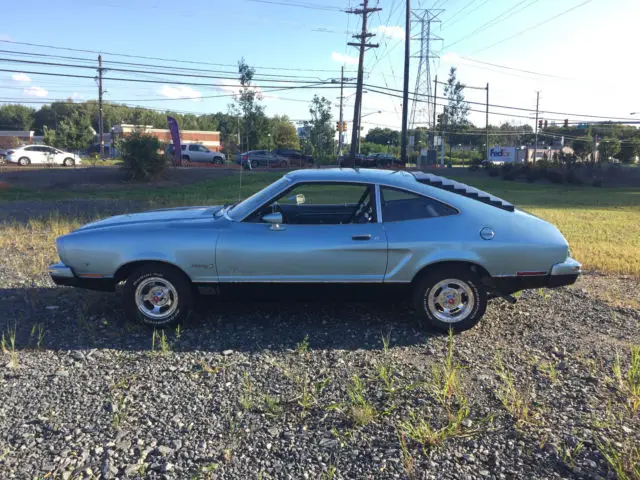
xmin=271 ymin=202 xmax=288 ymax=223
xmin=347 ymin=188 xmax=373 ymax=224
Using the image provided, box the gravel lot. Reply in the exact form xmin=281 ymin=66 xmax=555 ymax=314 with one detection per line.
xmin=1 ymin=202 xmax=639 ymax=480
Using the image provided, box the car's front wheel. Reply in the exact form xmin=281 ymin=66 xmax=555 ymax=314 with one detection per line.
xmin=124 ymin=264 xmax=193 ymax=327
xmin=251 ymin=159 xmax=259 ymax=168
xmin=18 ymin=157 xmax=30 ymax=166
xmin=213 ymin=156 xmax=224 ymax=165
xmin=63 ymin=157 xmax=75 ymax=167
xmin=412 ymin=266 xmax=487 ymax=332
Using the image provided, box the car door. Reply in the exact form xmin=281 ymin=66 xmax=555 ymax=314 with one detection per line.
xmin=187 ymin=144 xmax=202 ymax=162
xmin=24 ymin=146 xmax=45 ymax=164
xmin=48 ymin=147 xmax=64 ymax=164
xmin=215 ymin=182 xmax=388 ymax=282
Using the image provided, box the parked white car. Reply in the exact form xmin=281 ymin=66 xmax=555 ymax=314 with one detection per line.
xmin=5 ymin=145 xmax=82 ymax=166
xmin=166 ymin=143 xmax=226 ymax=164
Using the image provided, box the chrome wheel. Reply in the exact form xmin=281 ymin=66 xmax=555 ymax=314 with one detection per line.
xmin=425 ymin=278 xmax=475 ymax=324
xmin=134 ymin=277 xmax=179 ymax=321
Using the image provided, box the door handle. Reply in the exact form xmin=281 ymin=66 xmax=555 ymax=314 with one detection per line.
xmin=352 ymin=234 xmax=372 ymax=241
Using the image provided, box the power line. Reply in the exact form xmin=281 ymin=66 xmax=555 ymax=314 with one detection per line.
xmin=471 ymin=0 xmax=593 ymax=55
xmin=458 ymin=56 xmax=573 ymax=80
xmin=245 ymin=0 xmax=345 ymax=11
xmin=444 ymin=0 xmax=490 ymax=28
xmin=0 ymin=39 xmax=355 ymax=73
xmin=444 ymin=0 xmax=540 ymax=49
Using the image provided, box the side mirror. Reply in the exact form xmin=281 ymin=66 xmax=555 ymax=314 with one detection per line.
xmin=262 ymin=212 xmax=284 ymax=230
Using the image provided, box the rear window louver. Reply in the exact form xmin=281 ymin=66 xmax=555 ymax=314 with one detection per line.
xmin=411 ymin=172 xmax=515 ymax=212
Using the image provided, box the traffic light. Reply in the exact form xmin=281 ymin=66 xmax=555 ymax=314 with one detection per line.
xmin=544 ymin=120 xmax=548 ymax=129
xmin=538 ymin=119 xmax=543 ymax=129
xmin=336 ymin=121 xmax=341 ymax=132
xmin=342 ymin=121 xmax=348 ymax=132
xmin=563 ymin=119 xmax=569 ymax=128
xmin=436 ymin=114 xmax=443 ymax=129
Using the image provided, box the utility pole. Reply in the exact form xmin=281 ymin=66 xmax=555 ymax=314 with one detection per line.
xmin=533 ymin=91 xmax=540 ymax=163
xmin=431 ymin=74 xmax=437 ymax=161
xmin=400 ymin=0 xmax=411 ymax=165
xmin=347 ymin=0 xmax=381 ymax=158
xmin=338 ymin=66 xmax=345 ymax=155
xmin=98 ymin=54 xmax=104 ymax=160
xmin=485 ymin=82 xmax=489 ymax=163
xmin=440 ymin=110 xmax=446 ymax=167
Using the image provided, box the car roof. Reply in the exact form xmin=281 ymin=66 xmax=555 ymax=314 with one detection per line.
xmin=284 ymin=168 xmax=416 ymax=186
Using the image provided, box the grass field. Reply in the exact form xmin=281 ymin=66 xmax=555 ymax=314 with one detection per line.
xmin=1 ymin=169 xmax=639 ymax=276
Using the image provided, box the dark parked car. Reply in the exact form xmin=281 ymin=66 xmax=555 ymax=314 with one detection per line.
xmin=271 ymin=148 xmax=313 ymax=166
xmin=363 ymin=153 xmax=405 ymax=168
xmin=237 ymin=150 xmax=289 ymax=168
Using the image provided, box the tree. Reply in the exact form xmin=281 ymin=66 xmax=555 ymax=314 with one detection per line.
xmin=120 ymin=131 xmax=167 ymax=181
xmin=443 ymin=67 xmax=469 ymax=128
xmin=0 ymin=104 xmax=35 ymax=130
xmin=233 ymin=57 xmax=268 ymax=151
xmin=597 ymin=137 xmax=621 ymax=162
xmin=618 ymin=138 xmax=640 ymax=164
xmin=571 ymin=136 xmax=594 ymax=161
xmin=365 ymin=127 xmax=399 ymax=146
xmin=54 ymin=113 xmax=94 ymax=151
xmin=304 ymin=95 xmax=333 ymax=158
xmin=270 ymin=115 xmax=299 ymax=149
xmin=43 ymin=126 xmax=56 ymax=146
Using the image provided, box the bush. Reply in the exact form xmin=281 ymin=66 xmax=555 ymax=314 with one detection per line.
xmin=120 ymin=132 xmax=167 ymax=181
xmin=564 ymin=170 xmax=583 ymax=185
xmin=488 ymin=167 xmax=499 ymax=177
xmin=546 ymin=171 xmax=564 ymax=184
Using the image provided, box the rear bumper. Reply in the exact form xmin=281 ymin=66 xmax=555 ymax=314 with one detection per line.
xmin=489 ymin=257 xmax=581 ymax=294
xmin=49 ymin=262 xmax=115 ymax=292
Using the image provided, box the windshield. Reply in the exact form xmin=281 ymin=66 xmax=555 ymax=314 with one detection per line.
xmin=227 ymin=177 xmax=290 ymax=221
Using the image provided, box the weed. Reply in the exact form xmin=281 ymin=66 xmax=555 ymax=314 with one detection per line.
xmin=263 ymin=394 xmax=283 ymax=418
xmin=151 ymin=329 xmax=170 ymax=355
xmin=494 ymin=353 xmax=532 ymax=424
xmin=330 ymin=427 xmax=353 ymax=447
xmin=612 ymin=345 xmax=640 ymax=415
xmin=430 ymin=329 xmax=464 ymax=412
xmin=111 ymin=392 xmax=128 ymax=428
xmin=175 ymin=324 xmax=182 ymax=341
xmin=398 ymin=433 xmax=417 ymax=480
xmin=538 ymin=360 xmax=560 ymax=383
xmin=560 ymin=439 xmax=584 ymax=468
xmin=538 ymin=288 xmax=551 ymax=301
xmin=239 ymin=371 xmax=254 ymax=411
xmin=1 ymin=326 xmax=18 ymax=368
xmin=377 ymin=363 xmax=397 ymax=395
xmin=320 ymin=464 xmax=337 ymax=480
xmin=296 ymin=335 xmax=310 ymax=355
xmin=346 ymin=375 xmax=377 ymax=426
xmin=30 ymin=323 xmax=45 ymax=349
xmin=598 ymin=439 xmax=640 ymax=480
xmin=399 ymin=404 xmax=471 ymax=452
xmin=381 ymin=331 xmax=391 ymax=355
xmin=223 ymin=448 xmax=232 ymax=463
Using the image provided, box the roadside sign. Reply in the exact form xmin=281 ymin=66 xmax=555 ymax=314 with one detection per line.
xmin=409 ymin=135 xmax=415 ymax=146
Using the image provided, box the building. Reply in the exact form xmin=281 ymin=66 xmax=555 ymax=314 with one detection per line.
xmin=0 ymin=130 xmax=35 ymax=147
xmin=111 ymin=124 xmax=222 ymax=151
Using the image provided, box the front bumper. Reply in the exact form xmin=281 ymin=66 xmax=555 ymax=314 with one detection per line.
xmin=49 ymin=262 xmax=114 ymax=291
xmin=489 ymin=257 xmax=581 ymax=294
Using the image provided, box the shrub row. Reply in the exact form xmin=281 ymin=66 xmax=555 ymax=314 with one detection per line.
xmin=485 ymin=163 xmax=604 ymax=187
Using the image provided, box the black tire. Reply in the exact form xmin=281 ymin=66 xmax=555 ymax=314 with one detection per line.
xmin=18 ymin=157 xmax=30 ymax=166
xmin=279 ymin=160 xmax=288 ymax=168
xmin=123 ymin=264 xmax=193 ymax=327
xmin=251 ymin=159 xmax=259 ymax=168
xmin=213 ymin=156 xmax=224 ymax=165
xmin=412 ymin=266 xmax=487 ymax=333
xmin=182 ymin=155 xmax=190 ymax=161
xmin=63 ymin=157 xmax=75 ymax=167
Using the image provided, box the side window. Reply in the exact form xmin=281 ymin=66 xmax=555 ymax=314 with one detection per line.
xmin=188 ymin=145 xmax=198 ymax=151
xmin=24 ymin=146 xmax=36 ymax=151
xmin=381 ymin=187 xmax=457 ymax=222
xmin=245 ymin=182 xmax=376 ymax=225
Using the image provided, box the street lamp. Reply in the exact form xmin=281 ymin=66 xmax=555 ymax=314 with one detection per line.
xmin=358 ymin=110 xmax=382 ymax=154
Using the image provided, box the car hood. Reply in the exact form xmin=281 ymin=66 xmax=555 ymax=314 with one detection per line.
xmin=73 ymin=206 xmax=223 ymax=232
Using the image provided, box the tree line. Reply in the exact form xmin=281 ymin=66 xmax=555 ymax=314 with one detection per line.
xmin=0 ymin=58 xmax=336 ymax=157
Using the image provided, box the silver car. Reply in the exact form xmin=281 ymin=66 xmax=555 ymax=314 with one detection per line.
xmin=49 ymin=169 xmax=580 ymax=332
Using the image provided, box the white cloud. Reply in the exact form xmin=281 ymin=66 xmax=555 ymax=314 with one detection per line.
xmin=71 ymin=92 xmax=85 ymax=100
xmin=215 ymin=80 xmax=277 ymax=100
xmin=23 ymin=86 xmax=48 ymax=97
xmin=373 ymin=25 xmax=404 ymax=40
xmin=331 ymin=52 xmax=358 ymax=65
xmin=158 ymin=85 xmax=202 ymax=101
xmin=12 ymin=73 xmax=31 ymax=83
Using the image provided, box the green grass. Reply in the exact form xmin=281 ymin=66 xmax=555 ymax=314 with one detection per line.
xmin=1 ymin=169 xmax=640 ymax=275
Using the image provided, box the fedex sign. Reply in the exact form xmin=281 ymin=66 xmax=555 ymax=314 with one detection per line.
xmin=489 ymin=147 xmax=516 ymax=164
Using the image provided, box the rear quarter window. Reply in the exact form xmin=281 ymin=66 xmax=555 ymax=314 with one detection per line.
xmin=381 ymin=187 xmax=458 ymax=222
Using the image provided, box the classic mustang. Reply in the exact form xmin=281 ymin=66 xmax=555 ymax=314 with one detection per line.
xmin=49 ymin=169 xmax=581 ymax=332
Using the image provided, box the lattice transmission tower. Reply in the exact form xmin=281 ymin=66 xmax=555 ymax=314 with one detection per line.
xmin=409 ymin=9 xmax=443 ymax=132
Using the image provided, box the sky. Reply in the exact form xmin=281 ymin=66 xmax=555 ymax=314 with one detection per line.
xmin=1 ymin=0 xmax=639 ymax=137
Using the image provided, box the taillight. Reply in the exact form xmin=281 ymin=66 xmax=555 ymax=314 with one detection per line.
xmin=242 ymin=155 xmax=248 ymax=160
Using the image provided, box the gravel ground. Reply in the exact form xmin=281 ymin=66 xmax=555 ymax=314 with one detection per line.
xmin=1 ymin=202 xmax=639 ymax=479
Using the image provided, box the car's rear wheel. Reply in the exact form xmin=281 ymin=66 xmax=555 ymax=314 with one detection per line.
xmin=412 ymin=266 xmax=487 ymax=333
xmin=18 ymin=157 xmax=30 ymax=166
xmin=213 ymin=156 xmax=224 ymax=165
xmin=63 ymin=157 xmax=75 ymax=167
xmin=251 ymin=159 xmax=259 ymax=168
xmin=124 ymin=264 xmax=193 ymax=327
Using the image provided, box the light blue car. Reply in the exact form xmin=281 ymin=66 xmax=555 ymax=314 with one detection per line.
xmin=49 ymin=169 xmax=580 ymax=332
